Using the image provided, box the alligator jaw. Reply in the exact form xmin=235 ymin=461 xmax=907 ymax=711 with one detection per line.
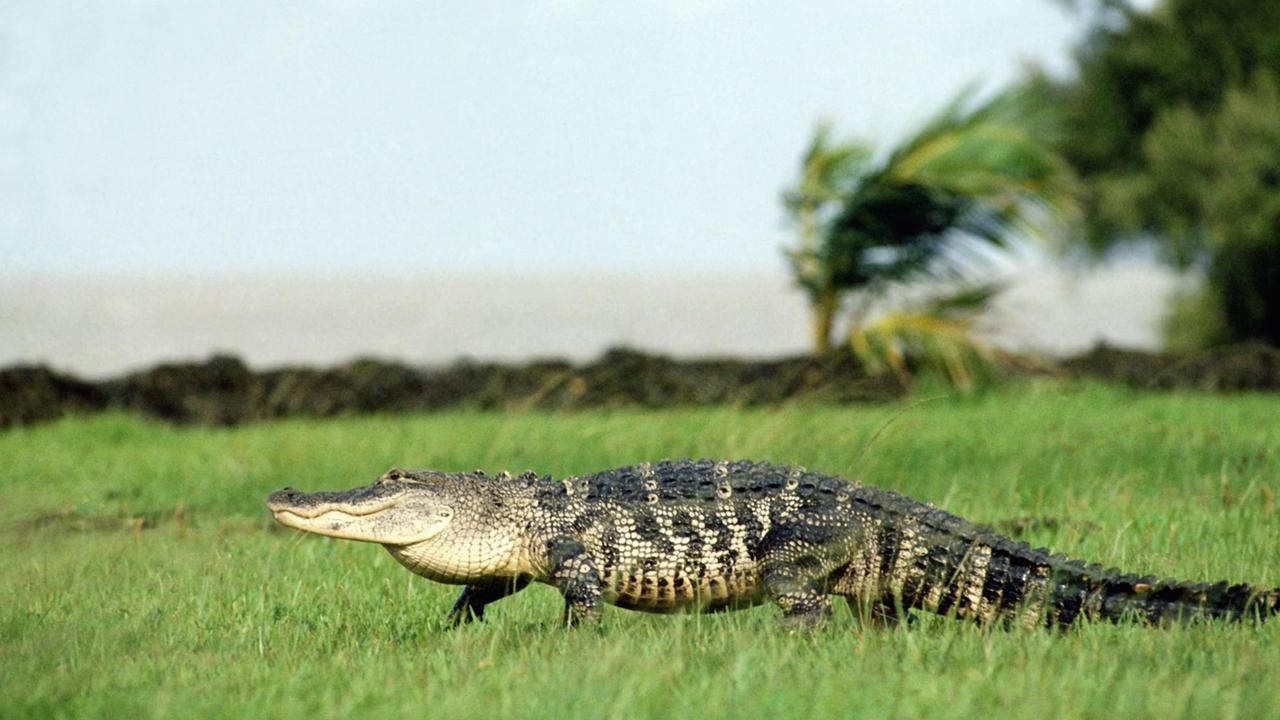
xmin=270 ymin=507 xmax=413 ymax=543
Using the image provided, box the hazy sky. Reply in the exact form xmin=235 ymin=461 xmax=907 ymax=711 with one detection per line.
xmin=3 ymin=1 xmax=1105 ymax=276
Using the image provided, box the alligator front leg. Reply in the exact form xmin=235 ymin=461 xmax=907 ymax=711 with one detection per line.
xmin=446 ymin=576 xmax=531 ymax=626
xmin=544 ymin=536 xmax=602 ymax=627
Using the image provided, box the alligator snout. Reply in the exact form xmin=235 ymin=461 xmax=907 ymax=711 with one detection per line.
xmin=266 ymin=487 xmax=305 ymax=510
xmin=266 ymin=483 xmax=404 ymax=519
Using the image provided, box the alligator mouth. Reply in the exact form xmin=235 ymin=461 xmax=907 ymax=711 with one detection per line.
xmin=266 ymin=484 xmax=407 ymax=520
xmin=268 ymin=496 xmax=400 ymax=521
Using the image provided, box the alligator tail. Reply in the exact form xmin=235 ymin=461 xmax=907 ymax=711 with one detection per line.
xmin=934 ymin=528 xmax=1280 ymax=627
xmin=844 ymin=489 xmax=1280 ymax=627
xmin=1038 ymin=565 xmax=1280 ymax=627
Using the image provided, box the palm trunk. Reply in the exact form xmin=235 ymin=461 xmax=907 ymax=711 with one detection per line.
xmin=811 ymin=289 xmax=837 ymax=355
xmin=798 ymin=204 xmax=839 ymax=356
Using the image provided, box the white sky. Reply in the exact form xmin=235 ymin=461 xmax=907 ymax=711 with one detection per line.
xmin=2 ymin=0 xmax=1101 ymax=277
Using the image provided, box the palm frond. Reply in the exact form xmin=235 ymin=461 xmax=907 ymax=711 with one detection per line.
xmin=782 ymin=123 xmax=874 ymax=216
xmin=887 ymin=88 xmax=1079 ymax=223
xmin=850 ymin=311 xmax=1000 ymax=391
xmin=848 ymin=284 xmax=1009 ymax=391
xmin=922 ymin=281 xmax=1006 ymax=316
xmin=825 ymin=85 xmax=1080 ymax=293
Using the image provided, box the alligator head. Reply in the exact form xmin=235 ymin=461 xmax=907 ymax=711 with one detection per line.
xmin=267 ymin=467 xmax=537 ymax=583
xmin=266 ymin=468 xmax=459 ymax=544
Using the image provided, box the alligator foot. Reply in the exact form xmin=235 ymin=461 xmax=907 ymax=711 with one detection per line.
xmin=849 ymin=598 xmax=915 ymax=629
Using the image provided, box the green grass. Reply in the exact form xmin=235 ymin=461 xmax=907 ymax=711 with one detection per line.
xmin=2 ymin=382 xmax=1278 ymax=719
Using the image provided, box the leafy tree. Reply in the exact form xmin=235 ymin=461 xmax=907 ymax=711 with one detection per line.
xmin=1044 ymin=0 xmax=1280 ymax=346
xmin=782 ymin=86 xmax=1078 ymax=365
xmin=1142 ymin=75 xmax=1280 ymax=346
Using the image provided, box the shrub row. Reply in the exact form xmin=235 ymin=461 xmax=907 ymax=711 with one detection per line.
xmin=4 ymin=342 xmax=1278 ymax=429
xmin=0 ymin=349 xmax=901 ymax=428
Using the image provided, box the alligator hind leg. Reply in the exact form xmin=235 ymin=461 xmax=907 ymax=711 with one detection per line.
xmin=767 ymin=574 xmax=833 ymax=630
xmin=759 ymin=547 xmax=835 ymax=629
xmin=756 ymin=520 xmax=851 ymax=629
xmin=446 ymin=576 xmax=531 ymax=626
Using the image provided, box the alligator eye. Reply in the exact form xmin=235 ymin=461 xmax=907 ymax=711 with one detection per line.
xmin=383 ymin=468 xmax=406 ymax=482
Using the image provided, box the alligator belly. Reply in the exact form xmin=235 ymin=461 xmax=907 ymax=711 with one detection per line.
xmin=601 ymin=567 xmax=766 ymax=613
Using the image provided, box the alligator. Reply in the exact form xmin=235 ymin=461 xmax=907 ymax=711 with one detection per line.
xmin=266 ymin=459 xmax=1279 ymax=629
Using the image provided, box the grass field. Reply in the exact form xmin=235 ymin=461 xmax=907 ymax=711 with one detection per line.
xmin=2 ymin=383 xmax=1278 ymax=719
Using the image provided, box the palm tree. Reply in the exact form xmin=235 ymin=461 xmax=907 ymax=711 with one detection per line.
xmin=783 ymin=85 xmax=1078 ymax=378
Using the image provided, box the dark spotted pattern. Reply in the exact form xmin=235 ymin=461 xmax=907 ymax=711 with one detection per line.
xmin=271 ymin=459 xmax=1280 ymax=629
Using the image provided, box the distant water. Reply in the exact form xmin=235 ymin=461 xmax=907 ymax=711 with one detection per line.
xmin=0 ymin=261 xmax=1179 ymax=378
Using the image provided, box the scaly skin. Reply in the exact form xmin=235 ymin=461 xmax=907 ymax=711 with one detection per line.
xmin=266 ymin=459 xmax=1280 ymax=628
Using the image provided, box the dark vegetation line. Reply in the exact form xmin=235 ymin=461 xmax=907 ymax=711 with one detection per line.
xmin=2 ymin=343 xmax=1279 ymax=429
